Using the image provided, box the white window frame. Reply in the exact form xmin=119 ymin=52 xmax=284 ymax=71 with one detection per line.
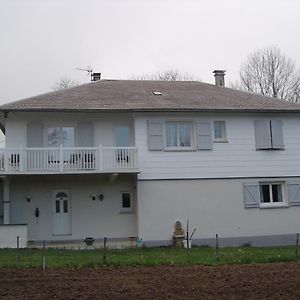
xmin=164 ymin=121 xmax=195 ymax=150
xmin=259 ymin=181 xmax=287 ymax=208
xmin=213 ymin=120 xmax=227 ymax=142
xmin=120 ymin=191 xmax=133 ymax=213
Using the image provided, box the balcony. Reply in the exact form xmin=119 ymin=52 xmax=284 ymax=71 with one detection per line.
xmin=0 ymin=146 xmax=139 ymax=174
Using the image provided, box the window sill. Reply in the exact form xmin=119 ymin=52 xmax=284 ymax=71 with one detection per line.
xmin=119 ymin=210 xmax=135 ymax=215
xmin=259 ymin=203 xmax=288 ymax=209
xmin=256 ymin=148 xmax=285 ymax=151
xmin=213 ymin=140 xmax=228 ymax=143
xmin=163 ymin=147 xmax=197 ymax=152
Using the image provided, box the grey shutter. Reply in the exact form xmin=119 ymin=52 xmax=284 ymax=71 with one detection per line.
xmin=148 ymin=120 xmax=164 ymax=150
xmin=244 ymin=182 xmax=260 ymax=208
xmin=196 ymin=121 xmax=212 ymax=150
xmin=287 ymin=182 xmax=300 ymax=206
xmin=271 ymin=119 xmax=284 ymax=149
xmin=27 ymin=123 xmax=44 ymax=147
xmin=78 ymin=122 xmax=94 ymax=147
xmin=254 ymin=120 xmax=272 ymax=149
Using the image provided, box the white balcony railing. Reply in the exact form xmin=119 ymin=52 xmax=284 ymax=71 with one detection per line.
xmin=0 ymin=146 xmax=138 ymax=173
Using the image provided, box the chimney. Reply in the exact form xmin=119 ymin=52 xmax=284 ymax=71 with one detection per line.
xmin=213 ymin=70 xmax=226 ymax=87
xmin=91 ymin=72 xmax=101 ymax=82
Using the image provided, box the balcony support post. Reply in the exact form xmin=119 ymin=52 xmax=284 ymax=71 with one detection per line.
xmin=2 ymin=177 xmax=10 ymax=224
xmin=99 ymin=144 xmax=103 ymax=171
xmin=59 ymin=145 xmax=63 ymax=172
xmin=19 ymin=144 xmax=24 ymax=172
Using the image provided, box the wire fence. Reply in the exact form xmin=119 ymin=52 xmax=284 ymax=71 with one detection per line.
xmin=0 ymin=233 xmax=299 ymax=269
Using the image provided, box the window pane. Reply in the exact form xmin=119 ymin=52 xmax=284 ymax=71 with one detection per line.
xmin=63 ymin=200 xmax=68 ymax=213
xmin=55 ymin=200 xmax=60 ymax=213
xmin=272 ymin=184 xmax=283 ymax=202
xmin=122 ymin=193 xmax=131 ymax=208
xmin=48 ymin=127 xmax=61 ymax=147
xmin=166 ymin=122 xmax=177 ymax=147
xmin=214 ymin=121 xmax=226 ymax=139
xmin=62 ymin=127 xmax=75 ymax=147
xmin=260 ymin=185 xmax=270 ymax=203
xmin=115 ymin=126 xmax=130 ymax=147
xmin=178 ymin=123 xmax=192 ymax=147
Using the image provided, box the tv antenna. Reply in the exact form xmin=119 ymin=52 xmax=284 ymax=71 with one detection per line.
xmin=76 ymin=66 xmax=95 ymax=81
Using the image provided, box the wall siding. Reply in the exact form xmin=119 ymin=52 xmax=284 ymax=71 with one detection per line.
xmin=135 ymin=113 xmax=300 ymax=179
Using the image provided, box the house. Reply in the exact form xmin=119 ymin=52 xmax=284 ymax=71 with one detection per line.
xmin=1 ymin=71 xmax=300 ymax=248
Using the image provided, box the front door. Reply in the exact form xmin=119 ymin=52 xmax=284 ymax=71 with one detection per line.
xmin=53 ymin=191 xmax=71 ymax=235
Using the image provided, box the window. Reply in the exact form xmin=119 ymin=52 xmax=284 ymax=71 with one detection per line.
xmin=165 ymin=122 xmax=193 ymax=148
xmin=47 ymin=127 xmax=75 ymax=147
xmin=115 ymin=126 xmax=131 ymax=147
xmin=259 ymin=182 xmax=286 ymax=207
xmin=121 ymin=192 xmax=132 ymax=211
xmin=213 ymin=121 xmax=227 ymax=141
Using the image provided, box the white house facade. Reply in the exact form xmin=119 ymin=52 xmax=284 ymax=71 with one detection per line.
xmin=1 ymin=77 xmax=300 ymax=247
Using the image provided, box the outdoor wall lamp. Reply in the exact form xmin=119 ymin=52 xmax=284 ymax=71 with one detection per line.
xmin=91 ymin=194 xmax=96 ymax=201
xmin=26 ymin=195 xmax=31 ymax=202
xmin=98 ymin=193 xmax=104 ymax=201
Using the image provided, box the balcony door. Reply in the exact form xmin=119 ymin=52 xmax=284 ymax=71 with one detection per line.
xmin=53 ymin=191 xmax=71 ymax=236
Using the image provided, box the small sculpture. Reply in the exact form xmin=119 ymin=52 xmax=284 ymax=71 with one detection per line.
xmin=172 ymin=221 xmax=185 ymax=247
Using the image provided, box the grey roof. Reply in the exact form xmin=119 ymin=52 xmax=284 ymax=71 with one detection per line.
xmin=1 ymin=79 xmax=300 ymax=113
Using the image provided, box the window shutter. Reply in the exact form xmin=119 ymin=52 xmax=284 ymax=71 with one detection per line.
xmin=287 ymin=182 xmax=300 ymax=206
xmin=196 ymin=121 xmax=212 ymax=150
xmin=254 ymin=120 xmax=272 ymax=149
xmin=78 ymin=122 xmax=94 ymax=147
xmin=244 ymin=182 xmax=260 ymax=208
xmin=271 ymin=120 xmax=284 ymax=149
xmin=148 ymin=120 xmax=164 ymax=150
xmin=27 ymin=123 xmax=44 ymax=147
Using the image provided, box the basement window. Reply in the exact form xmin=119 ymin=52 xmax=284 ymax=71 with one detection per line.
xmin=152 ymin=91 xmax=162 ymax=96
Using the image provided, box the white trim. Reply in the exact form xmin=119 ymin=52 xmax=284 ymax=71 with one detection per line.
xmin=259 ymin=181 xmax=287 ymax=208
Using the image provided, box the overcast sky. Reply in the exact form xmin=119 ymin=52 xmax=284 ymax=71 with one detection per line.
xmin=0 ymin=0 xmax=299 ymax=104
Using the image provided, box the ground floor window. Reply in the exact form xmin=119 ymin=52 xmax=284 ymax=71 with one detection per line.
xmin=121 ymin=192 xmax=132 ymax=212
xmin=259 ymin=182 xmax=286 ymax=207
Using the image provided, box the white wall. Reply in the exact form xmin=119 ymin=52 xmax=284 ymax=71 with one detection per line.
xmin=5 ymin=111 xmax=135 ymax=148
xmin=137 ymin=178 xmax=300 ymax=243
xmin=0 ymin=225 xmax=27 ymax=248
xmin=9 ymin=174 xmax=137 ymax=241
xmin=135 ymin=112 xmax=300 ymax=179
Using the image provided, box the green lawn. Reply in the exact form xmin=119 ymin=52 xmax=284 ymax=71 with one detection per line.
xmin=0 ymin=246 xmax=299 ymax=268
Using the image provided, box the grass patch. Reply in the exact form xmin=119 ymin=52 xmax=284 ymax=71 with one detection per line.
xmin=0 ymin=246 xmax=298 ymax=268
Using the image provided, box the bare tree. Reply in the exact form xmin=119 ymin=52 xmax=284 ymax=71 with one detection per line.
xmin=52 ymin=77 xmax=79 ymax=90
xmin=130 ymin=69 xmax=196 ymax=81
xmin=233 ymin=47 xmax=300 ymax=102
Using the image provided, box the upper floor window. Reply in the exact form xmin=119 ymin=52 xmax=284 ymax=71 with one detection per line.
xmin=165 ymin=122 xmax=193 ymax=148
xmin=115 ymin=126 xmax=131 ymax=147
xmin=47 ymin=127 xmax=75 ymax=147
xmin=213 ymin=121 xmax=227 ymax=142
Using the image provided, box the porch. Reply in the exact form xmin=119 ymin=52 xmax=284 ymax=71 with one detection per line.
xmin=0 ymin=146 xmax=139 ymax=174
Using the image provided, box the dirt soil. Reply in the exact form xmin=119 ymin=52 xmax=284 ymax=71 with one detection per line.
xmin=1 ymin=262 xmax=300 ymax=299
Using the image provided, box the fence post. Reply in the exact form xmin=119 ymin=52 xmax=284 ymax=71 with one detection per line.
xmin=16 ymin=236 xmax=20 ymax=264
xmin=42 ymin=240 xmax=46 ymax=270
xmin=103 ymin=237 xmax=107 ymax=265
xmin=296 ymin=233 xmax=299 ymax=258
xmin=215 ymin=234 xmax=219 ymax=262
